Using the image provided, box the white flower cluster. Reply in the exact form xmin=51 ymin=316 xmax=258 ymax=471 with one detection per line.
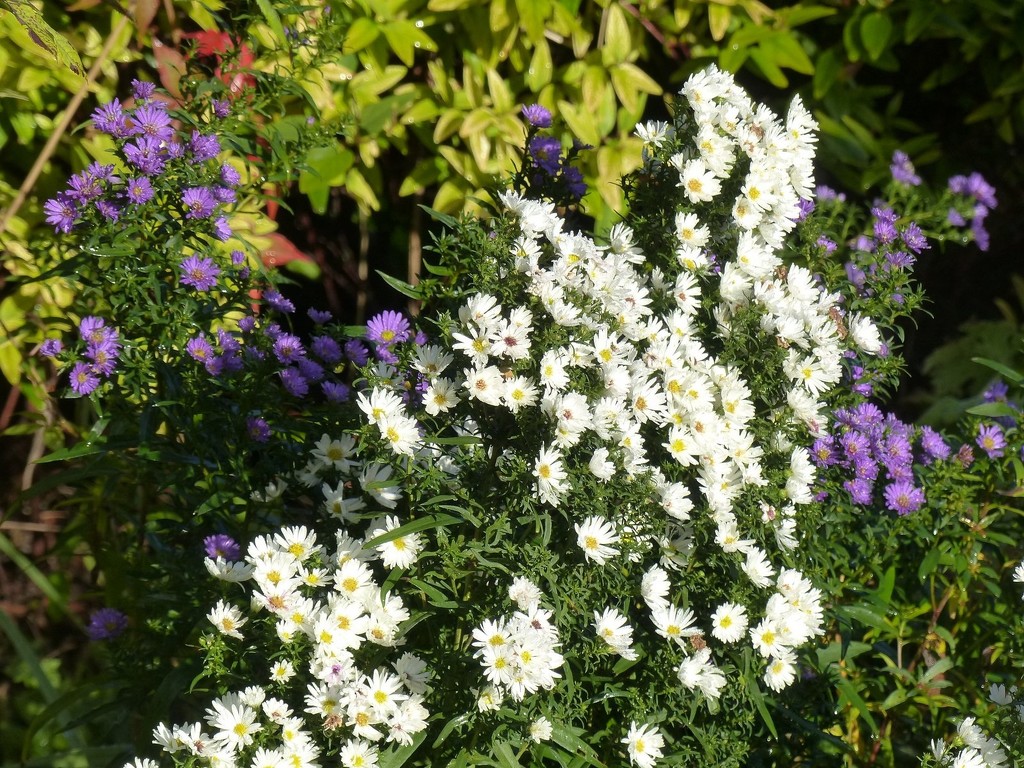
xmin=471 ymin=578 xmax=564 ymax=707
xmin=928 ymin=716 xmax=1009 ymax=768
xmin=146 ymin=526 xmax=429 ymax=768
xmin=413 ymin=65 xmax=834 ymax=699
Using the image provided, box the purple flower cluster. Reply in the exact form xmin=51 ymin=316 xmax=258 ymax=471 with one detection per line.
xmin=948 ymin=172 xmax=997 ymax=251
xmin=812 ymin=403 xmax=943 ymax=515
xmin=67 ymin=316 xmax=122 ymax=396
xmin=890 ymin=150 xmax=922 ymax=187
xmin=44 ymin=91 xmax=237 ymax=238
xmin=183 ymin=307 xmax=372 ymax=407
xmin=517 ymin=104 xmax=587 ymax=205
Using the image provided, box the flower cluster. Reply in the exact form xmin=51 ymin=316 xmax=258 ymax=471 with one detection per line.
xmin=42 ymin=316 xmax=123 ymax=396
xmin=948 ymin=171 xmax=998 ymax=252
xmin=414 ymin=65 xmax=839 ymax=701
xmin=471 ymin=579 xmax=564 ymax=706
xmin=44 ymin=79 xmax=238 ymax=240
xmin=515 ymin=104 xmax=587 ymax=205
xmin=811 ymin=403 xmax=946 ymax=514
xmin=151 ymin=523 xmax=429 ymax=768
xmin=926 ymin=715 xmax=1010 ymax=768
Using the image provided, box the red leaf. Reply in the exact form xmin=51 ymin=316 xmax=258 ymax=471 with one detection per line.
xmin=261 ymin=233 xmax=312 ymax=268
xmin=152 ymin=39 xmax=185 ymax=99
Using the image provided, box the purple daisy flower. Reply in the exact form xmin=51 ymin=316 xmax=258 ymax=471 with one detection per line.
xmin=186 ymin=335 xmax=214 ymax=362
xmin=165 ymin=140 xmax=185 ymax=159
xmin=69 ymin=362 xmax=100 ymax=395
xmin=86 ymin=607 xmax=128 ymax=641
xmin=366 ymin=310 xmax=411 ymax=346
xmin=311 ymin=335 xmax=342 ymax=363
xmin=182 ymin=187 xmax=217 ymax=220
xmin=221 ymin=163 xmax=241 ymax=186
xmin=78 ymin=316 xmax=110 ymax=344
xmin=96 ymin=200 xmax=121 ymax=221
xmin=66 ymin=170 xmax=104 ymax=203
xmin=91 ymin=99 xmax=129 ymax=137
xmin=322 ymin=380 xmax=350 ymax=402
xmin=902 ymin=222 xmax=929 ymax=254
xmin=810 ymin=436 xmax=836 ymax=467
xmin=44 ymin=193 xmax=78 ymax=233
xmin=839 ymin=431 xmax=871 ymax=464
xmin=246 ymin=416 xmax=271 ymax=442
xmin=344 ymin=339 xmax=369 ymax=365
xmin=131 ymin=78 xmax=156 ymax=100
xmin=872 ymin=207 xmax=898 ymax=244
xmin=528 ymin=135 xmax=563 ymax=175
xmin=212 ymin=186 xmax=236 ymax=204
xmin=890 ymin=150 xmax=921 ymax=186
xmin=179 ymin=255 xmax=221 ymax=291
xmin=129 ymin=103 xmax=174 ymax=142
xmin=86 ymin=338 xmax=121 ymax=375
xmin=919 ymin=426 xmax=950 ymax=464
xmin=843 ymin=477 xmax=873 ymax=505
xmin=272 ymin=333 xmax=305 ymax=364
xmin=883 ymin=480 xmax=925 ymax=515
xmin=966 ymin=172 xmax=998 ymax=209
xmin=189 ymin=130 xmax=221 ymax=161
xmin=126 ymin=176 xmax=154 ymax=204
xmin=213 ymin=216 xmax=232 ymax=241
xmin=279 ymin=366 xmax=308 ymax=397
xmin=977 ymin=423 xmax=1006 ymax=458
xmin=308 ymin=308 xmax=332 ymax=325
xmin=123 ymin=135 xmax=166 ymax=175
xmin=297 ymin=357 xmax=325 ymax=382
xmin=521 ymin=103 xmax=553 ymax=128
xmin=374 ymin=344 xmax=399 ymax=365
xmin=203 ymin=533 xmax=241 ymax=561
xmin=212 ymin=99 xmax=231 ymax=118
xmin=39 ymin=338 xmax=63 ymax=357
xmin=263 ymin=289 xmax=295 ymax=314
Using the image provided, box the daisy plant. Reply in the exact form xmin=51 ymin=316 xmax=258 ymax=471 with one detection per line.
xmin=37 ymin=60 xmax=997 ymax=768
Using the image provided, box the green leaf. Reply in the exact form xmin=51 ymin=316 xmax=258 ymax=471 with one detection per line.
xmin=376 ymin=270 xmax=422 ymax=299
xmin=761 ymin=32 xmax=814 ymax=75
xmin=526 ymin=38 xmax=553 ymax=91
xmin=377 ymin=731 xmax=426 ymax=767
xmin=749 ymin=46 xmax=789 ymax=88
xmin=549 ymin=722 xmax=606 ymax=768
xmin=966 ymin=402 xmax=1018 ymax=418
xmin=813 ymin=48 xmax=841 ymax=99
xmin=363 ymin=513 xmax=464 ymax=548
xmin=748 ymin=677 xmax=778 ymax=737
xmin=255 ymin=0 xmax=286 ymax=43
xmin=1 ymin=1 xmax=83 ymax=76
xmin=859 ymin=11 xmax=892 ymax=62
xmin=408 ymin=578 xmax=459 ymax=608
xmin=971 ymin=356 xmax=1024 ymax=384
xmin=492 ymin=740 xmax=522 ymax=768
xmin=836 ymin=604 xmax=889 ymax=632
xmin=601 ymin=3 xmax=631 ymax=66
xmin=835 ymin=675 xmax=879 ymax=734
xmin=919 ymin=657 xmax=954 ymax=684
xmin=708 ymin=4 xmax=732 ymax=42
xmin=344 ymin=17 xmax=381 ymax=53
xmin=382 ymin=19 xmax=436 ymax=67
xmin=876 ymin=565 xmax=896 ymax=606
xmin=432 ymin=713 xmax=473 ymax=748
xmin=419 ymin=205 xmax=458 ymax=228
